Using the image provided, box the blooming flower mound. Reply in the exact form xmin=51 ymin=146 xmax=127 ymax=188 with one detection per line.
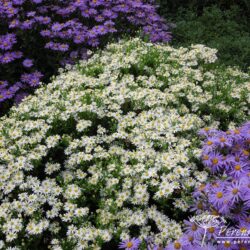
xmin=0 ymin=0 xmax=170 ymax=110
xmin=0 ymin=38 xmax=249 ymax=249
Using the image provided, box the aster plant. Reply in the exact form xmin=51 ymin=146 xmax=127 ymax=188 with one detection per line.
xmin=0 ymin=38 xmax=249 ymax=249
xmin=164 ymin=122 xmax=250 ymax=250
xmin=0 ymin=0 xmax=170 ymax=114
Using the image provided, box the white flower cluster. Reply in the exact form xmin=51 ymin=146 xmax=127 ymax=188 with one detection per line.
xmin=0 ymin=38 xmax=249 ymax=249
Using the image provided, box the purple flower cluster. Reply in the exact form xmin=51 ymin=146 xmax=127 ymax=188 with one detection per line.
xmin=0 ymin=0 xmax=171 ymax=112
xmin=180 ymin=122 xmax=250 ymax=249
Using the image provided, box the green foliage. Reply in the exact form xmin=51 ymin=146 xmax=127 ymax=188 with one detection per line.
xmin=167 ymin=5 xmax=250 ymax=70
xmin=156 ymin=0 xmax=250 ymax=16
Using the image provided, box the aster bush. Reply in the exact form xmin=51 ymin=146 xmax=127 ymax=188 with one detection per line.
xmin=178 ymin=122 xmax=250 ymax=250
xmin=0 ymin=0 xmax=170 ymax=113
xmin=0 ymin=38 xmax=249 ymax=249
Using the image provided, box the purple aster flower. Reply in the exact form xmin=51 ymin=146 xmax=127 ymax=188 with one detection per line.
xmin=4 ymin=89 xmax=15 ymax=99
xmin=21 ymin=19 xmax=35 ymax=29
xmin=35 ymin=16 xmax=51 ymax=24
xmin=102 ymin=9 xmax=117 ymax=19
xmin=229 ymin=128 xmax=244 ymax=142
xmin=204 ymin=225 xmax=221 ymax=240
xmin=184 ymin=220 xmax=203 ymax=240
xmin=206 ymin=151 xmax=224 ymax=173
xmin=198 ymin=128 xmax=219 ymax=137
xmin=70 ymin=51 xmax=78 ymax=59
xmin=233 ymin=204 xmax=250 ymax=222
xmin=58 ymin=43 xmax=69 ymax=52
xmin=113 ymin=4 xmax=130 ymax=13
xmin=51 ymin=22 xmax=63 ymax=32
xmin=89 ymin=0 xmax=104 ymax=7
xmin=165 ymin=236 xmax=190 ymax=250
xmin=104 ymin=20 xmax=117 ymax=33
xmin=215 ymin=132 xmax=233 ymax=148
xmin=73 ymin=0 xmax=86 ymax=7
xmin=9 ymin=84 xmax=20 ymax=93
xmin=201 ymin=153 xmax=212 ymax=168
xmin=225 ymin=180 xmax=244 ymax=203
xmin=13 ymin=0 xmax=25 ymax=5
xmin=229 ymin=161 xmax=249 ymax=179
xmin=0 ymin=52 xmax=15 ymax=64
xmin=0 ymin=92 xmax=8 ymax=102
xmin=32 ymin=0 xmax=43 ymax=3
xmin=191 ymin=243 xmax=217 ymax=250
xmin=190 ymin=199 xmax=206 ymax=214
xmin=13 ymin=51 xmax=23 ymax=59
xmin=27 ymin=11 xmax=36 ymax=17
xmin=14 ymin=91 xmax=29 ymax=104
xmin=227 ymin=152 xmax=248 ymax=166
xmin=9 ymin=19 xmax=20 ymax=28
xmin=95 ymin=15 xmax=105 ymax=22
xmin=40 ymin=30 xmax=52 ymax=37
xmin=208 ymin=183 xmax=227 ymax=208
xmin=0 ymin=33 xmax=17 ymax=50
xmin=81 ymin=8 xmax=97 ymax=18
xmin=21 ymin=71 xmax=43 ymax=87
xmin=87 ymin=38 xmax=100 ymax=47
xmin=73 ymin=34 xmax=85 ymax=44
xmin=0 ymin=80 xmax=8 ymax=89
xmin=240 ymin=122 xmax=250 ymax=140
xmin=23 ymin=59 xmax=33 ymax=68
xmin=119 ymin=238 xmax=141 ymax=250
xmin=202 ymin=137 xmax=219 ymax=152
xmin=217 ymin=241 xmax=238 ymax=250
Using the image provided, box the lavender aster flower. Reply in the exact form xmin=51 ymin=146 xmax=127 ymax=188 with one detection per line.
xmin=119 ymin=238 xmax=141 ymax=250
xmin=22 ymin=59 xmax=33 ymax=68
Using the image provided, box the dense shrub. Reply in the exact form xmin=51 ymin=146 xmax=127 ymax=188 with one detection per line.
xmin=166 ymin=5 xmax=250 ymax=70
xmin=0 ymin=38 xmax=249 ymax=249
xmin=0 ymin=0 xmax=170 ymax=114
xmin=155 ymin=0 xmax=250 ymax=16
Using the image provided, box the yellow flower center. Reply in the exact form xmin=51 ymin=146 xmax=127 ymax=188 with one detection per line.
xmin=235 ymin=165 xmax=241 ymax=171
xmin=203 ymin=155 xmax=209 ymax=160
xmin=220 ymin=137 xmax=226 ymax=142
xmin=197 ymin=202 xmax=203 ymax=209
xmin=239 ymin=247 xmax=247 ymax=250
xmin=174 ymin=242 xmax=181 ymax=249
xmin=243 ymin=150 xmax=249 ymax=156
xmin=207 ymin=141 xmax=213 ymax=145
xmin=212 ymin=158 xmax=218 ymax=164
xmin=192 ymin=224 xmax=197 ymax=231
xmin=211 ymin=209 xmax=219 ymax=216
xmin=240 ymin=227 xmax=247 ymax=233
xmin=208 ymin=227 xmax=215 ymax=233
xmin=232 ymin=188 xmax=238 ymax=195
xmin=216 ymin=192 xmax=223 ymax=198
xmin=126 ymin=242 xmax=133 ymax=248
xmin=224 ymin=241 xmax=231 ymax=247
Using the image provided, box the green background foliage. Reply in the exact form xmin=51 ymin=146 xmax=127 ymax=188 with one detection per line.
xmin=156 ymin=1 xmax=250 ymax=70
